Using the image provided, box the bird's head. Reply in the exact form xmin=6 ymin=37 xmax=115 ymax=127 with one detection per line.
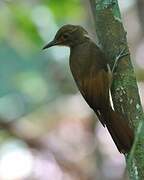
xmin=42 ymin=24 xmax=89 ymax=49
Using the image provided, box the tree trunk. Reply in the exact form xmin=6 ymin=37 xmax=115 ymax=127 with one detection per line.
xmin=89 ymin=0 xmax=144 ymax=179
xmin=137 ymin=0 xmax=144 ymax=34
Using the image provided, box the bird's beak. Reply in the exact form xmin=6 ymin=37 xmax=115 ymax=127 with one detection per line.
xmin=42 ymin=40 xmax=57 ymax=50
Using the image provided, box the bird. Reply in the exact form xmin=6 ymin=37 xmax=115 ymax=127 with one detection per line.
xmin=42 ymin=24 xmax=134 ymax=153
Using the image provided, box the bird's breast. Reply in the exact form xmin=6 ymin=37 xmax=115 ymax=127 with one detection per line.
xmin=69 ymin=45 xmax=93 ymax=80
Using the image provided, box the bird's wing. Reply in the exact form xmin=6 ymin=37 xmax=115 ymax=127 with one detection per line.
xmin=78 ymin=69 xmax=110 ymax=126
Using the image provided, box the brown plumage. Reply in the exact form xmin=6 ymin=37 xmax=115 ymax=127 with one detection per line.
xmin=43 ymin=24 xmax=134 ymax=153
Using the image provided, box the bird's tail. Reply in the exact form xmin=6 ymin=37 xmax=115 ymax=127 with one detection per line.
xmin=100 ymin=108 xmax=134 ymax=153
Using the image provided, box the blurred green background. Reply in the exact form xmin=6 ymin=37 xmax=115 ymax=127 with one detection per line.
xmin=0 ymin=0 xmax=143 ymax=180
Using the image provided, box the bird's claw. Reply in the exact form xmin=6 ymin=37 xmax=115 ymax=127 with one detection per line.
xmin=112 ymin=47 xmax=129 ymax=73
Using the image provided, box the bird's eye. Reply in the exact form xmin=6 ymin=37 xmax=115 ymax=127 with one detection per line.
xmin=63 ymin=34 xmax=69 ymax=39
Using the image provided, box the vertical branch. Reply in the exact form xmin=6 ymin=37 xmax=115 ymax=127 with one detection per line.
xmin=137 ymin=0 xmax=144 ymax=34
xmin=89 ymin=0 xmax=144 ymax=179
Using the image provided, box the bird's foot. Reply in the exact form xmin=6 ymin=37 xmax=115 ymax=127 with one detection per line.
xmin=112 ymin=47 xmax=129 ymax=73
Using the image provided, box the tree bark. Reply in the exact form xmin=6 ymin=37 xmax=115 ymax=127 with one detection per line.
xmin=89 ymin=0 xmax=144 ymax=179
xmin=137 ymin=0 xmax=144 ymax=34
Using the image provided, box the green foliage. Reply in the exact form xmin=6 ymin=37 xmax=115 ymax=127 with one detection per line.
xmin=45 ymin=0 xmax=83 ymax=22
xmin=0 ymin=0 xmax=83 ymax=120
